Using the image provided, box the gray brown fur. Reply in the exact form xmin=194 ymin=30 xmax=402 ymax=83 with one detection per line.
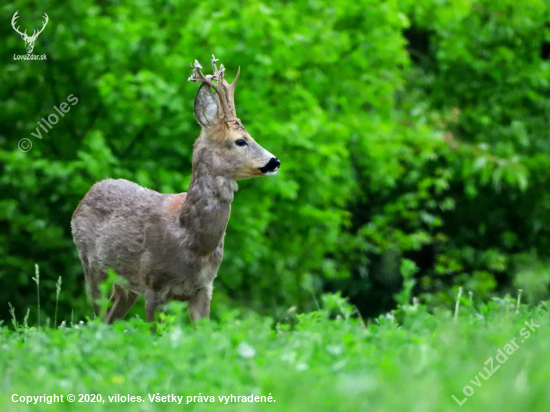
xmin=71 ymin=56 xmax=279 ymax=324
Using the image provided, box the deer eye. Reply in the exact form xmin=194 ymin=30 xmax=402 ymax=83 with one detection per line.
xmin=235 ymin=139 xmax=248 ymax=147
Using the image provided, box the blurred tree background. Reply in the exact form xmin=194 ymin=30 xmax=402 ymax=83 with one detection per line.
xmin=1 ymin=0 xmax=549 ymax=323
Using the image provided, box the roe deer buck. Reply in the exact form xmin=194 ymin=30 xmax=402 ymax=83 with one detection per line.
xmin=71 ymin=55 xmax=280 ymax=324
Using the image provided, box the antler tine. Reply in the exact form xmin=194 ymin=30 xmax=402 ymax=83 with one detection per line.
xmin=188 ymin=59 xmax=219 ymax=90
xmin=11 ymin=11 xmax=25 ymax=36
xmin=218 ymin=64 xmax=225 ymax=85
xmin=229 ymin=66 xmax=240 ymax=91
xmin=37 ymin=13 xmax=49 ymax=35
xmin=11 ymin=10 xmax=19 ymax=25
xmin=211 ymin=55 xmax=219 ymax=76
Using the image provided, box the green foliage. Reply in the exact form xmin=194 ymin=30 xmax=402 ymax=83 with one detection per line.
xmin=394 ymin=258 xmax=419 ymax=306
xmin=0 ymin=295 xmax=549 ymax=411
xmin=1 ymin=0 xmax=550 ymax=321
xmin=401 ymin=0 xmax=550 ymax=305
xmin=340 ymin=0 xmax=550 ymax=312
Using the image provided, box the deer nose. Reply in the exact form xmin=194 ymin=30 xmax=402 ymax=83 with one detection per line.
xmin=260 ymin=157 xmax=280 ymax=174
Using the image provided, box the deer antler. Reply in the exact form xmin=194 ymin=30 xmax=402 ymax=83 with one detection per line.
xmin=11 ymin=11 xmax=49 ymax=40
xmin=11 ymin=11 xmax=26 ymax=38
xmin=29 ymin=13 xmax=48 ymax=40
xmin=188 ymin=55 xmax=240 ymax=121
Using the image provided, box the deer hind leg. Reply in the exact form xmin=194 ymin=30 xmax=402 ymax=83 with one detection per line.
xmin=144 ymin=288 xmax=164 ymax=323
xmin=188 ymin=284 xmax=213 ymax=321
xmin=104 ymin=284 xmax=138 ymax=324
xmin=81 ymin=254 xmax=101 ymax=317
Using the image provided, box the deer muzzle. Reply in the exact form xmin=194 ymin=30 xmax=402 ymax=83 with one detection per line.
xmin=260 ymin=157 xmax=281 ymax=175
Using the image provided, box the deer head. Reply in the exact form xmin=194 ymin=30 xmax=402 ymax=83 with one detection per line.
xmin=188 ymin=55 xmax=280 ymax=179
xmin=12 ymin=11 xmax=49 ymax=54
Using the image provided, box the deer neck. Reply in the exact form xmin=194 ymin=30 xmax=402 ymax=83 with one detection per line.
xmin=179 ymin=160 xmax=237 ymax=256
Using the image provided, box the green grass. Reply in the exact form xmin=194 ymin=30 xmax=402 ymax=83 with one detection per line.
xmin=0 ymin=293 xmax=549 ymax=412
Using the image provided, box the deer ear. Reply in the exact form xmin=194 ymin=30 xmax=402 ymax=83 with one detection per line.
xmin=194 ymin=83 xmax=219 ymax=128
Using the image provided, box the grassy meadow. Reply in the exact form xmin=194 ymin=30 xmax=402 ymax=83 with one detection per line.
xmin=1 ymin=291 xmax=548 ymax=412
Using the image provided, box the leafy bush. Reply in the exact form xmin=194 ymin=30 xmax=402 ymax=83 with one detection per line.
xmin=1 ymin=0 xmax=550 ymax=321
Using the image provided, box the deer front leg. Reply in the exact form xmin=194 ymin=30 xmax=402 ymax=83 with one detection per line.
xmin=188 ymin=284 xmax=212 ymax=321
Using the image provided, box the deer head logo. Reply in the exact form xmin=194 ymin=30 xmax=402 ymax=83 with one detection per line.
xmin=11 ymin=11 xmax=49 ymax=54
